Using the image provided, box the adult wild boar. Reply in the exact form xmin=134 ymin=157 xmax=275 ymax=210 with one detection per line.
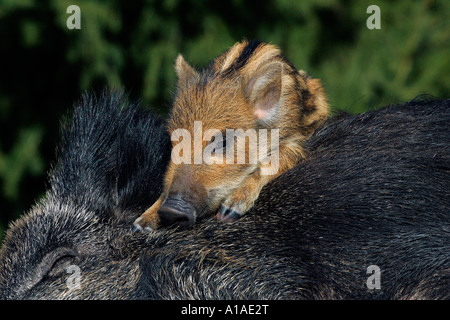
xmin=0 ymin=93 xmax=448 ymax=299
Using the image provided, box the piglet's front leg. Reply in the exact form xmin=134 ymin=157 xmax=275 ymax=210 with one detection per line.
xmin=217 ymin=168 xmax=274 ymax=222
xmin=217 ymin=144 xmax=303 ymax=222
xmin=132 ymin=197 xmax=163 ymax=232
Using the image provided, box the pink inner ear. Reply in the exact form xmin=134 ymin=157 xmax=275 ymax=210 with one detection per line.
xmin=254 ymin=108 xmax=268 ymax=119
xmin=253 ymin=87 xmax=280 ymax=121
xmin=246 ymin=62 xmax=283 ymax=122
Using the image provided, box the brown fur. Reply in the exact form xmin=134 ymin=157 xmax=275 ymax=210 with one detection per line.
xmin=134 ymin=40 xmax=329 ymax=230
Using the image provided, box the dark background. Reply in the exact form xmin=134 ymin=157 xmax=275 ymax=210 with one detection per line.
xmin=0 ymin=0 xmax=448 ymax=243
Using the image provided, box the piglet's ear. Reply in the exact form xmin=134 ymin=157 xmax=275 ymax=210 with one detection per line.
xmin=244 ymin=62 xmax=283 ymax=123
xmin=175 ymin=54 xmax=198 ymax=86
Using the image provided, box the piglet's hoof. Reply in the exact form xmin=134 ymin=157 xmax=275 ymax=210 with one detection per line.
xmin=132 ymin=214 xmax=159 ymax=233
xmin=216 ymin=205 xmax=242 ymax=223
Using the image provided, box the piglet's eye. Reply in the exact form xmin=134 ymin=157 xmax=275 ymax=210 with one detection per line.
xmin=218 ymin=136 xmax=227 ymax=151
xmin=207 ymin=135 xmax=226 ymax=153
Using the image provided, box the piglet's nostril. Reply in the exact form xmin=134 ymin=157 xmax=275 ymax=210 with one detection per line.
xmin=158 ymin=198 xmax=196 ymax=228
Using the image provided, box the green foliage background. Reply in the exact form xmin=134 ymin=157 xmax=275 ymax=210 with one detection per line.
xmin=0 ymin=0 xmax=448 ymax=243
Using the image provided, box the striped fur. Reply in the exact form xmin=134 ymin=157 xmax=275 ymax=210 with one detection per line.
xmin=134 ymin=40 xmax=329 ymax=231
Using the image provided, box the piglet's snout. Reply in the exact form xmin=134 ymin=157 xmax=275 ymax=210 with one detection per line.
xmin=158 ymin=195 xmax=196 ymax=228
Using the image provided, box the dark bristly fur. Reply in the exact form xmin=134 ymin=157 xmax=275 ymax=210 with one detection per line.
xmin=0 ymin=91 xmax=171 ymax=299
xmin=0 ymin=94 xmax=449 ymax=299
xmin=51 ymin=91 xmax=171 ymax=221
